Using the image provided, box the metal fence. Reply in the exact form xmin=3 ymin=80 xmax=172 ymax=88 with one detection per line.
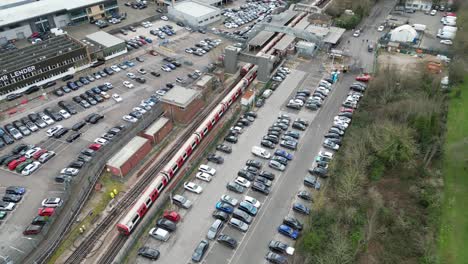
xmin=23 ymin=105 xmax=164 ymax=264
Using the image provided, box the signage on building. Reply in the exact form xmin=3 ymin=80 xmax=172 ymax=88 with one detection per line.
xmin=0 ymin=66 xmax=37 ymax=82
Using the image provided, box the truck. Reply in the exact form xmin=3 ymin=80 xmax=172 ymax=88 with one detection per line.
xmin=437 ymin=30 xmax=456 ymax=39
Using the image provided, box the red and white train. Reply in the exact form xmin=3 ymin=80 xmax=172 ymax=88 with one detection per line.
xmin=116 ymin=66 xmax=258 ymax=235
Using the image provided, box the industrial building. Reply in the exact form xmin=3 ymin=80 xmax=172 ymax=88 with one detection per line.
xmin=161 ymin=86 xmax=203 ymax=124
xmin=405 ymin=0 xmax=432 ymax=11
xmin=86 ymin=31 xmax=127 ymax=60
xmin=106 ymin=136 xmax=152 ymax=177
xmin=168 ymin=1 xmax=221 ymax=28
xmin=141 ymin=117 xmax=173 ymax=144
xmin=0 ymin=34 xmax=89 ymax=99
xmin=0 ymin=0 xmax=119 ymax=42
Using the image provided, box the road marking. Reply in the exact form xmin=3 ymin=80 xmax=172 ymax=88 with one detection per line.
xmin=9 ymin=246 xmax=25 ymax=254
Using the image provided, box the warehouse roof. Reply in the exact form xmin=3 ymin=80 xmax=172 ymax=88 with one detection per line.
xmin=173 ymin=1 xmax=219 ymax=17
xmin=0 ymin=0 xmax=110 ymax=27
xmin=273 ymin=18 xmax=309 ymax=51
xmin=87 ymin=31 xmax=124 ymax=48
xmin=249 ymin=31 xmax=276 ymax=47
xmin=161 ymin=86 xmax=201 ymax=108
xmin=106 ymin=136 xmax=149 ymax=168
xmin=196 ymin=75 xmax=213 ymax=87
xmin=306 ymin=25 xmax=345 ymax=44
xmin=144 ymin=117 xmax=169 ymax=136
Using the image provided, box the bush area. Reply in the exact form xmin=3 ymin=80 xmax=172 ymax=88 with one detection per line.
xmin=326 ymin=0 xmax=376 ymax=29
xmin=295 ymin=66 xmax=447 ymax=264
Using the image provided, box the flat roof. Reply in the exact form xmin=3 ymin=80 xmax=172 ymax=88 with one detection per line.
xmin=107 ymin=136 xmax=149 ymax=168
xmin=249 ymin=31 xmax=276 ymax=47
xmin=196 ymin=75 xmax=213 ymax=87
xmin=273 ymin=18 xmax=309 ymax=51
xmin=306 ymin=25 xmax=345 ymax=44
xmin=173 ymin=1 xmax=219 ymax=17
xmin=87 ymin=31 xmax=124 ymax=48
xmin=161 ymin=86 xmax=201 ymax=108
xmin=0 ymin=0 xmax=109 ymax=27
xmin=144 ymin=117 xmax=169 ymax=136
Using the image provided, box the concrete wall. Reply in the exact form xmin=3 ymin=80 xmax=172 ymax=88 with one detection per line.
xmin=0 ymin=23 xmax=33 ymax=40
xmin=53 ymin=14 xmax=71 ymax=28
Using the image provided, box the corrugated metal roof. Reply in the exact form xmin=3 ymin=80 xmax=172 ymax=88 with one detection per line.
xmin=144 ymin=117 xmax=169 ymax=136
xmin=273 ymin=18 xmax=309 ymax=51
xmin=87 ymin=31 xmax=124 ymax=48
xmin=173 ymin=1 xmax=219 ymax=17
xmin=249 ymin=31 xmax=276 ymax=47
xmin=106 ymin=136 xmax=149 ymax=168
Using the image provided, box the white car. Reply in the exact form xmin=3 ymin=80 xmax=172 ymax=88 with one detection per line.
xmin=156 ymin=90 xmax=166 ymax=96
xmin=430 ymin=9 xmax=437 ymax=16
xmin=235 ymin=176 xmax=251 ymax=188
xmin=123 ymin=115 xmax=138 ymax=123
xmin=42 ymin=198 xmax=63 ymax=207
xmin=221 ymin=194 xmax=238 ymax=206
xmin=123 ymin=81 xmax=134 ymax=88
xmin=95 ymin=138 xmax=108 ymax=145
xmin=318 ymin=151 xmax=333 ymax=159
xmin=133 ymin=107 xmax=147 ymax=114
xmin=58 ymin=109 xmax=71 ymax=119
xmin=279 ymin=67 xmax=290 ymax=73
xmin=21 ymin=161 xmax=41 ymax=176
xmin=377 ymin=25 xmax=384 ymax=31
xmin=61 ymin=168 xmax=80 ymax=176
xmin=112 ymin=93 xmax=122 ymax=102
xmin=440 ymin=39 xmax=453 ymax=45
xmin=161 ymin=16 xmax=168 ymax=21
xmin=334 ymin=116 xmax=351 ymax=123
xmin=244 ymin=196 xmax=261 ymax=208
xmin=184 ymin=182 xmax=203 ymax=194
xmin=185 ymin=48 xmax=193 ymax=54
xmin=41 ymin=114 xmax=55 ymax=125
xmin=104 ymin=82 xmax=113 ymax=88
xmin=161 ymin=66 xmax=171 ymax=72
xmin=138 ymin=69 xmax=147 ymax=75
xmin=46 ymin=125 xmax=63 ymax=137
xmin=199 ymin=164 xmax=216 ymax=176
xmin=0 ymin=202 xmax=15 ymax=211
xmin=100 ymin=91 xmax=110 ymax=99
xmin=196 ymin=172 xmax=212 ymax=182
xmin=111 ymin=65 xmax=121 ymax=72
xmin=353 ymin=30 xmax=361 ymax=37
xmin=127 ymin=73 xmax=136 ymax=79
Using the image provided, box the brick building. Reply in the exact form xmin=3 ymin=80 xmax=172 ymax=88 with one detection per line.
xmin=141 ymin=117 xmax=173 ymax=144
xmin=160 ymin=85 xmax=204 ymax=124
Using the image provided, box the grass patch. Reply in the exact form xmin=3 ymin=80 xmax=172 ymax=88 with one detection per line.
xmin=439 ymin=80 xmax=468 ymax=264
xmin=47 ymin=173 xmax=124 ymax=264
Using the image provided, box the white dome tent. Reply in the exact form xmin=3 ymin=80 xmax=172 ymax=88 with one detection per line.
xmin=389 ymin=25 xmax=418 ymax=43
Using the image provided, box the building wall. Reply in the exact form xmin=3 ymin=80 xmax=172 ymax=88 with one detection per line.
xmin=53 ymin=13 xmax=71 ymax=28
xmin=141 ymin=119 xmax=173 ymax=144
xmin=405 ymin=0 xmax=432 ymax=10
xmin=0 ymin=23 xmax=32 ymax=41
xmin=107 ymin=137 xmax=152 ymax=177
xmin=168 ymin=7 xmax=221 ymax=28
xmin=163 ymin=98 xmax=204 ymax=124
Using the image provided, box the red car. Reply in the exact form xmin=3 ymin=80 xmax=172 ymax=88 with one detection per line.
xmin=33 ymin=149 xmax=48 ymax=160
xmin=8 ymin=157 xmax=26 ymax=170
xmin=163 ymin=211 xmax=181 ymax=223
xmin=38 ymin=207 xmax=55 ymax=216
xmin=355 ymin=74 xmax=371 ymax=82
xmin=149 ymin=50 xmax=158 ymax=56
xmin=23 ymin=225 xmax=43 ymax=235
xmin=88 ymin=143 xmax=102 ymax=151
xmin=340 ymin=107 xmax=355 ymax=113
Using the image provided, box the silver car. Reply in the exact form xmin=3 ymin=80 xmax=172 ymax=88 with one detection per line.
xmin=207 ymin=219 xmax=224 ymax=240
xmin=229 ymin=218 xmax=249 ymax=232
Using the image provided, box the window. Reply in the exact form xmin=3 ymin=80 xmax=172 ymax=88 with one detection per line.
xmin=145 ymin=198 xmax=152 ymax=206
xmin=131 ymin=214 xmax=139 ymax=223
xmin=203 ymin=127 xmax=208 ymax=136
xmin=182 ymin=152 xmax=188 ymax=160
xmin=157 ymin=183 xmax=164 ymax=192
xmin=211 ymin=118 xmax=215 ymax=125
xmin=191 ymin=141 xmax=197 ymax=149
xmin=172 ymin=164 xmax=178 ymax=173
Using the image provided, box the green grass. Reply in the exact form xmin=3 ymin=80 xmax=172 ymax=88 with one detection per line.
xmin=48 ymin=173 xmax=123 ymax=264
xmin=439 ymin=80 xmax=468 ymax=264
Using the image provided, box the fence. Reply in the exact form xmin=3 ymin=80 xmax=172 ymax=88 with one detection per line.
xmin=22 ymin=105 xmax=164 ymax=264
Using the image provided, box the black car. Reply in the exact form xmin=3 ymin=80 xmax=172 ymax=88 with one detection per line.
xmin=207 ymin=153 xmax=224 ymax=164
xmin=245 ymin=111 xmax=257 ymax=118
xmin=58 ymin=101 xmax=77 ymax=115
xmin=261 ymin=140 xmax=275 ymax=149
xmin=237 ymin=169 xmax=255 ymax=181
xmin=259 ymin=170 xmax=275 ymax=180
xmin=69 ymin=161 xmax=85 ymax=169
xmin=283 ymin=216 xmax=303 ymax=230
xmin=150 ymin=71 xmax=161 ymax=77
xmin=324 ymin=132 xmax=341 ymax=139
xmin=66 ymin=132 xmax=81 ymax=143
xmin=192 ymin=240 xmax=209 ymax=263
xmin=135 ymin=77 xmax=146 ymax=84
xmin=81 ymin=149 xmax=95 ymax=157
xmin=137 ymin=247 xmax=160 ymax=260
xmin=25 ymin=85 xmax=40 ymax=94
xmin=156 ymin=218 xmax=177 ymax=232
xmin=225 ymin=135 xmax=238 ymax=143
xmin=78 ymin=154 xmax=92 ymax=163
xmin=72 ymin=121 xmax=87 ymax=131
xmin=269 ymin=240 xmax=292 ymax=255
xmin=292 ymin=203 xmax=310 ymax=215
xmin=217 ymin=234 xmax=237 ymax=249
xmin=53 ymin=128 xmax=69 ymax=139
xmin=226 ymin=181 xmax=245 ymax=193
xmin=309 ymin=167 xmax=327 ymax=178
xmin=216 ymin=144 xmax=232 ymax=154
xmin=292 ymin=122 xmax=306 ymax=131
xmin=6 ymin=186 xmax=26 ymax=195
xmin=6 ymin=93 xmax=22 ymax=101
xmin=263 ymin=135 xmax=279 ymax=144
xmin=212 ymin=210 xmax=229 ymax=222
xmin=252 ymin=181 xmax=270 ymax=195
xmin=12 ymin=144 xmax=28 ymax=154
xmin=246 ymin=159 xmax=262 ymax=169
xmin=2 ymin=194 xmax=22 ymax=203
xmin=266 ymin=251 xmax=288 ymax=264
xmin=272 ymin=156 xmax=288 ymax=166
xmin=297 ymin=190 xmax=312 ymax=201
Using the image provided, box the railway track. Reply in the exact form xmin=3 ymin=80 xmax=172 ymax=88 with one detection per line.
xmin=62 ymin=77 xmax=240 ymax=264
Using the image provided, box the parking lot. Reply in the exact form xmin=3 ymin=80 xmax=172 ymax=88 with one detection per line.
xmin=0 ymin=24 xmax=220 ymax=260
xmin=131 ymin=50 xmax=355 ymax=263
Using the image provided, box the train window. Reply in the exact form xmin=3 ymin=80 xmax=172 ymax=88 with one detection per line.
xmin=218 ymin=109 xmax=224 ymax=116
xmin=145 ymin=198 xmax=152 ymax=206
xmin=172 ymin=164 xmax=178 ymax=173
xmin=211 ymin=118 xmax=215 ymax=125
xmin=191 ymin=141 xmax=197 ymax=149
xmin=203 ymin=127 xmax=208 ymax=136
xmin=228 ymin=99 xmax=233 ymax=105
xmin=132 ymin=214 xmax=139 ymax=224
xmin=182 ymin=152 xmax=188 ymax=160
xmin=157 ymin=183 xmax=164 ymax=192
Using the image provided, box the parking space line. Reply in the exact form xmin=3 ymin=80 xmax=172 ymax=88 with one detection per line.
xmin=9 ymin=246 xmax=25 ymax=254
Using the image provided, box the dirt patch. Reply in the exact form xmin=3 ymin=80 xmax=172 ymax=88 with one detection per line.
xmin=378 ymin=52 xmax=445 ymax=74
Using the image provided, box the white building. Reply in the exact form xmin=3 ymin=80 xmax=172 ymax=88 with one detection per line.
xmin=168 ymin=1 xmax=221 ymax=28
xmin=390 ymin=25 xmax=418 ymax=43
xmin=405 ymin=0 xmax=432 ymax=11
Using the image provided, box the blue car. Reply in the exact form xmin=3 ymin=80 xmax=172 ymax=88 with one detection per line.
xmin=278 ymin=224 xmax=299 ymax=240
xmin=6 ymin=186 xmax=26 ymax=195
xmin=216 ymin=202 xmax=234 ymax=214
xmin=274 ymin=149 xmax=293 ymax=160
xmin=145 ymin=38 xmax=153 ymax=43
xmin=125 ymin=60 xmax=135 ymax=67
xmin=239 ymin=201 xmax=258 ymax=216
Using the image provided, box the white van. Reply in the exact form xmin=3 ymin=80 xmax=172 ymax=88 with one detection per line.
xmin=46 ymin=125 xmax=63 ymax=137
xmin=149 ymin=227 xmax=170 ymax=241
xmin=251 ymin=146 xmax=271 ymax=159
xmin=262 ymin=89 xmax=273 ymax=99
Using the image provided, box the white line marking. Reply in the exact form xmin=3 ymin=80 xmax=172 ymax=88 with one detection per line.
xmin=9 ymin=246 xmax=25 ymax=253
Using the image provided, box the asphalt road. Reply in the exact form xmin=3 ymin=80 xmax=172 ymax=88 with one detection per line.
xmin=0 ymin=26 xmax=221 ymax=263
